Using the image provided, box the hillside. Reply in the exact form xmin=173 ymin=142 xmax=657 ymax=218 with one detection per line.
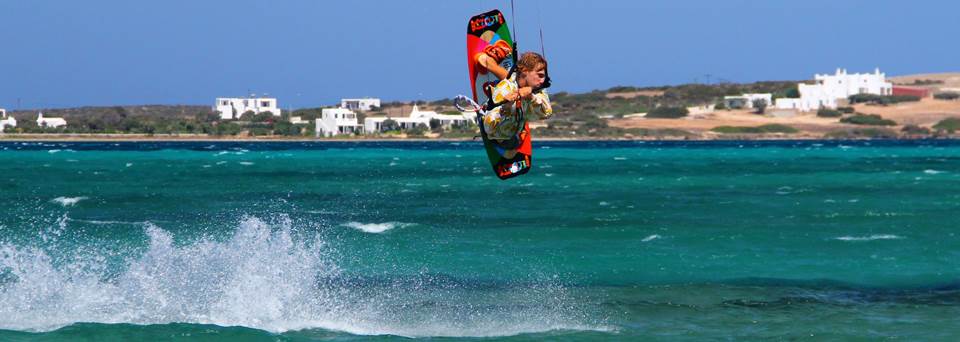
xmin=4 ymin=73 xmax=960 ymax=139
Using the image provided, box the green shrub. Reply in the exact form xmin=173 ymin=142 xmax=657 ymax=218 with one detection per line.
xmin=848 ymin=94 xmax=883 ymax=104
xmin=825 ymin=128 xmax=898 ymax=139
xmin=934 ymin=92 xmax=960 ymax=100
xmin=901 ymin=124 xmax=931 ymax=135
xmin=407 ymin=123 xmax=429 ymax=136
xmin=817 ymin=108 xmax=842 ymax=117
xmin=909 ymin=79 xmax=943 ymax=85
xmin=620 ymin=128 xmax=695 ymax=138
xmin=848 ymin=94 xmax=921 ymax=105
xmin=837 ymin=106 xmax=855 ymax=113
xmin=646 ymin=106 xmax=689 ymax=118
xmin=840 ymin=113 xmax=897 ymax=126
xmin=933 ymin=117 xmax=960 ymax=132
xmin=712 ymin=124 xmax=798 ymax=134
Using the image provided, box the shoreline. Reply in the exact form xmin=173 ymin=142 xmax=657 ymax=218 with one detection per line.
xmin=1 ymin=133 xmax=958 ymax=143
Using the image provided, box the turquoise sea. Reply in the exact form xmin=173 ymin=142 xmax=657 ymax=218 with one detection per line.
xmin=1 ymin=140 xmax=959 ymax=341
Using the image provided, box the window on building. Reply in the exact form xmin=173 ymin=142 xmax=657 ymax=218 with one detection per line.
xmin=221 ymin=101 xmax=229 ymax=105
xmin=261 ymin=101 xmax=271 ymax=107
xmin=243 ymin=100 xmax=249 ymax=106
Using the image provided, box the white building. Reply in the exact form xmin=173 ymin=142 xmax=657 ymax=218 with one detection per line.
xmin=37 ymin=112 xmax=67 ymax=128
xmin=0 ymin=108 xmax=15 ymax=131
xmin=408 ymin=105 xmax=472 ymax=129
xmin=723 ymin=93 xmax=772 ymax=109
xmin=289 ymin=116 xmax=309 ymax=125
xmin=316 ymin=107 xmax=363 ymax=137
xmin=341 ymin=98 xmax=381 ymax=111
xmin=775 ymin=68 xmax=893 ymax=112
xmin=364 ymin=105 xmax=471 ymax=133
xmin=214 ymin=96 xmax=280 ymax=120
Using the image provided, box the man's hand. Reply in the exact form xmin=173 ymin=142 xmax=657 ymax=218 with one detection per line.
xmin=505 ymin=87 xmax=534 ymax=102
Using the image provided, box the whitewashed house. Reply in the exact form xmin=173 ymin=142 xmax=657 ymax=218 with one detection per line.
xmin=316 ymin=107 xmax=363 ymax=137
xmin=340 ymin=98 xmax=380 ymax=111
xmin=408 ymin=105 xmax=472 ymax=129
xmin=0 ymin=109 xmax=16 ymax=131
xmin=363 ymin=105 xmax=471 ymax=133
xmin=775 ymin=68 xmax=893 ymax=112
xmin=364 ymin=115 xmax=428 ymax=134
xmin=214 ymin=96 xmax=280 ymax=120
xmin=289 ymin=116 xmax=309 ymax=125
xmin=723 ymin=93 xmax=772 ymax=109
xmin=37 ymin=112 xmax=67 ymax=128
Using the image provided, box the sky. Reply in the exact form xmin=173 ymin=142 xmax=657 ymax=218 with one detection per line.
xmin=1 ymin=0 xmax=957 ymax=109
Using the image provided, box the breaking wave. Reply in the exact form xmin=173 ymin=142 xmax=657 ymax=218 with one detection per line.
xmin=0 ymin=217 xmax=602 ymax=337
xmin=341 ymin=221 xmax=412 ymax=234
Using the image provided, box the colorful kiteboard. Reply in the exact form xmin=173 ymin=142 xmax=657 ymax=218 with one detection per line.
xmin=467 ymin=9 xmax=533 ymax=180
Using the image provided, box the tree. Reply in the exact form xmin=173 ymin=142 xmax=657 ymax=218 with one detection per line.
xmin=381 ymin=119 xmax=399 ymax=132
xmin=752 ymin=99 xmax=768 ymax=114
xmin=784 ymin=87 xmax=800 ymax=98
xmin=429 ymin=118 xmax=442 ymax=132
xmin=238 ymin=110 xmax=257 ymax=121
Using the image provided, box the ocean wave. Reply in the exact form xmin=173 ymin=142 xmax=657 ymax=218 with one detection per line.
xmin=51 ymin=197 xmax=88 ymax=207
xmin=834 ymin=234 xmax=903 ymax=241
xmin=341 ymin=221 xmax=411 ymax=233
xmin=0 ymin=217 xmax=601 ymax=337
xmin=642 ymin=235 xmax=661 ymax=242
xmin=66 ymin=218 xmax=150 ymax=226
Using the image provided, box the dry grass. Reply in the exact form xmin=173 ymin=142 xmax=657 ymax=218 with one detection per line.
xmin=609 ymin=97 xmax=960 ymax=137
xmin=605 ymin=90 xmax=665 ymax=99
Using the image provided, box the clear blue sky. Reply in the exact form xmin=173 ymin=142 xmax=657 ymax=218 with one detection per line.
xmin=1 ymin=0 xmax=957 ymax=109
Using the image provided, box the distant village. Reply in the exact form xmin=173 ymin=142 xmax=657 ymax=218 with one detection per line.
xmin=0 ymin=96 xmax=473 ymax=137
xmin=707 ymin=68 xmax=936 ymax=115
xmin=213 ymin=97 xmax=474 ymax=137
xmin=2 ymin=67 xmax=959 ymax=139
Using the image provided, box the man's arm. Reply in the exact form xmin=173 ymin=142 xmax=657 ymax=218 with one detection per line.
xmin=476 ymin=54 xmax=510 ymax=80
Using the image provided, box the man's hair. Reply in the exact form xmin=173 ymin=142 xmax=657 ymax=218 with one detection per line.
xmin=517 ymin=52 xmax=547 ymax=73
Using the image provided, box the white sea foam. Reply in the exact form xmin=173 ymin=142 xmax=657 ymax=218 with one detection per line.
xmin=66 ymin=218 xmax=149 ymax=226
xmin=239 ymin=161 xmax=255 ymax=166
xmin=0 ymin=217 xmax=602 ymax=337
xmin=51 ymin=197 xmax=88 ymax=207
xmin=642 ymin=234 xmax=661 ymax=242
xmin=924 ymin=169 xmax=945 ymax=174
xmin=834 ymin=234 xmax=903 ymax=241
xmin=343 ymin=222 xmax=411 ymax=233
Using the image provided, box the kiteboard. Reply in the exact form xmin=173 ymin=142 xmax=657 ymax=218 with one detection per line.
xmin=467 ymin=9 xmax=533 ymax=180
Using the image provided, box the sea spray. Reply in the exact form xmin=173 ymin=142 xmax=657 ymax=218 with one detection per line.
xmin=0 ymin=216 xmax=600 ymax=337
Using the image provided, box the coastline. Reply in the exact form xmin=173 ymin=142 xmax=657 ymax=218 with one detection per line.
xmin=1 ymin=133 xmax=957 ymax=142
